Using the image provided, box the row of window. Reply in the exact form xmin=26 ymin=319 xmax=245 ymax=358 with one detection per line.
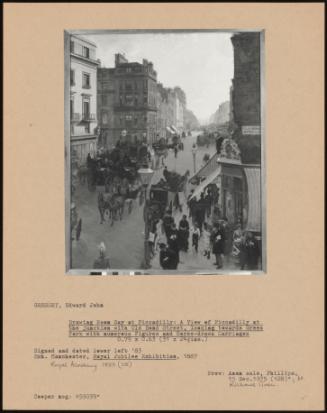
xmin=70 ymin=41 xmax=90 ymax=59
xmin=117 ymin=95 xmax=157 ymax=107
xmin=99 ymin=93 xmax=158 ymax=107
xmin=70 ymin=69 xmax=91 ymax=88
xmin=101 ymin=112 xmax=152 ymax=127
xmin=117 ymin=66 xmax=142 ymax=74
xmin=119 ymin=114 xmax=147 ymax=126
xmin=119 ymin=80 xmax=147 ymax=92
xmin=119 ymin=95 xmax=147 ymax=106
xmin=100 ymin=93 xmax=160 ymax=108
xmin=99 ymin=80 xmax=114 ymax=90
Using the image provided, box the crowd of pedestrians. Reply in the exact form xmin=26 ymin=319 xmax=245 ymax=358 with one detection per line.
xmin=154 ymin=199 xmax=260 ymax=271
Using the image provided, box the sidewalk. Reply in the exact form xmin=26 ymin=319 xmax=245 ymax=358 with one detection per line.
xmin=149 ymin=140 xmax=240 ymax=273
xmin=150 ymin=202 xmax=239 ymax=273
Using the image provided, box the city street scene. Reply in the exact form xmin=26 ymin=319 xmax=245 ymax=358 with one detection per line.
xmin=67 ymin=30 xmax=264 ymax=274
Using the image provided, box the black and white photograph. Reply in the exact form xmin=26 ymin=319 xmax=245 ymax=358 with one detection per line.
xmin=65 ymin=30 xmax=265 ymax=274
xmin=4 ymin=3 xmax=324 ymax=411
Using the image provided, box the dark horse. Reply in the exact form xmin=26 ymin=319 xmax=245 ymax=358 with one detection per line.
xmin=98 ymin=192 xmax=125 ymax=226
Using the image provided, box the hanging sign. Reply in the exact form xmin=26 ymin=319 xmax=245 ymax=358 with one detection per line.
xmin=242 ymin=125 xmax=261 ymax=135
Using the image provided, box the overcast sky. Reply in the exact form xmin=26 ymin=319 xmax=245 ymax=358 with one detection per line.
xmin=83 ymin=31 xmax=234 ymax=123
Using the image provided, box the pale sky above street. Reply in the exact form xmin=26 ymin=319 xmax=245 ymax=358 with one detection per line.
xmin=83 ymin=31 xmax=234 ymax=123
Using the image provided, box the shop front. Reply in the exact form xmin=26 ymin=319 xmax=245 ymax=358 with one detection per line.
xmin=189 ymin=138 xmax=261 ymax=235
xmin=219 ymin=162 xmax=244 ymax=225
xmin=217 ymin=160 xmax=261 ymax=234
xmin=71 ymin=136 xmax=97 ymax=164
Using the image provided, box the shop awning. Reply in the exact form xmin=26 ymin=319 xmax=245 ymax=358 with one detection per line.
xmin=170 ymin=125 xmax=178 ymax=133
xmin=189 ymin=168 xmax=220 ymax=201
xmin=189 ymin=153 xmax=219 ymax=183
xmin=166 ymin=126 xmax=174 ymax=133
xmin=244 ymin=167 xmax=261 ymax=232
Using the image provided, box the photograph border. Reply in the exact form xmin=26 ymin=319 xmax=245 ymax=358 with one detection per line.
xmin=64 ymin=29 xmax=266 ymax=275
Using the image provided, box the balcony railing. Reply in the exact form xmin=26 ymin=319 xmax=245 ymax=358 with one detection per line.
xmin=82 ymin=113 xmax=96 ymax=121
xmin=114 ymin=103 xmax=157 ymax=111
xmin=71 ymin=113 xmax=81 ymax=122
xmin=82 ymin=84 xmax=91 ymax=89
xmin=70 ymin=49 xmax=99 ymax=64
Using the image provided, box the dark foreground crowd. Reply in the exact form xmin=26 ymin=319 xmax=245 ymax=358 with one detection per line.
xmin=149 ymin=206 xmax=261 ymax=272
xmin=92 ymin=207 xmax=260 ymax=272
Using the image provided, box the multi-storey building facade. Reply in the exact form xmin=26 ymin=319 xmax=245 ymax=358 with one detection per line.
xmin=97 ymin=54 xmax=190 ymax=148
xmin=175 ymin=95 xmax=184 ymax=132
xmin=166 ymin=88 xmax=176 ymax=131
xmin=230 ymin=32 xmax=261 ymax=164
xmin=155 ymin=83 xmax=169 ymax=140
xmin=70 ymin=35 xmax=99 ymax=163
xmin=173 ymin=87 xmax=186 ymax=132
xmin=162 ymin=87 xmax=186 ymax=135
xmin=112 ymin=54 xmax=158 ymax=146
xmin=97 ymin=68 xmax=116 ymax=149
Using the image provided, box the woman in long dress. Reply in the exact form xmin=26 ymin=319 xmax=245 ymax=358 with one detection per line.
xmin=202 ymin=222 xmax=211 ymax=259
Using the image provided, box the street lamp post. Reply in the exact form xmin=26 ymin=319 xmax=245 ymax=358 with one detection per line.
xmin=120 ymin=129 xmax=127 ymax=147
xmin=138 ymin=167 xmax=155 ymax=269
xmin=192 ymin=144 xmax=197 ymax=173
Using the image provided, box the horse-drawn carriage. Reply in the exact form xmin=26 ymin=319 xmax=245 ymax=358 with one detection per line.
xmin=148 ymin=185 xmax=169 ymax=220
xmin=97 ymin=177 xmax=142 ymax=226
xmin=147 ymin=169 xmax=190 ymax=219
xmin=196 ymin=133 xmax=210 ymax=146
xmin=93 ymin=147 xmax=146 ymax=224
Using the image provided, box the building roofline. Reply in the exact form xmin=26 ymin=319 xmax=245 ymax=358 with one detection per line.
xmin=117 ymin=62 xmax=142 ymax=66
xmin=71 ymin=34 xmax=97 ymax=48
